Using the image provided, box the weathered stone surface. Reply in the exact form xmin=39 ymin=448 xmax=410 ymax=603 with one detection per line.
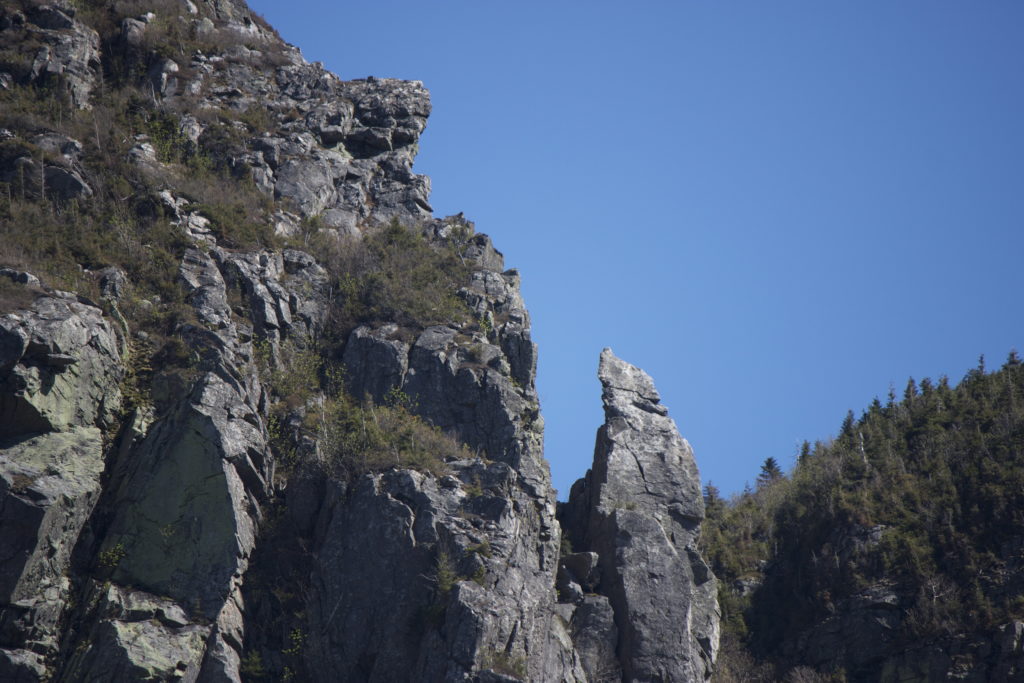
xmin=0 ymin=269 xmax=40 ymax=288
xmin=307 ymin=463 xmax=583 ymax=682
xmin=0 ymin=429 xmax=103 ymax=656
xmin=563 ymin=349 xmax=719 ymax=682
xmin=147 ymin=57 xmax=179 ymax=97
xmin=571 ymin=596 xmax=621 ymax=683
xmin=0 ymin=294 xmax=122 ymax=437
xmin=343 ymin=324 xmax=409 ymax=402
xmin=29 ymin=131 xmax=83 ymax=161
xmin=60 ymin=580 xmax=209 ymax=678
xmin=0 ymin=151 xmax=92 ymax=201
xmin=219 ymin=248 xmax=329 ymax=343
xmin=180 ymin=248 xmax=233 ymax=330
xmin=99 ymin=371 xmax=267 ymax=617
xmin=0 ymin=647 xmax=46 ymax=681
xmin=43 ymin=164 xmax=92 ymax=199
xmin=19 ymin=4 xmax=101 ymax=108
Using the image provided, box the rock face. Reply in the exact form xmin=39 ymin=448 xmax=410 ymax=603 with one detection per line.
xmin=562 ymin=349 xmax=720 ymax=682
xmin=14 ymin=3 xmax=101 ymax=108
xmin=0 ymin=292 xmax=122 ymax=675
xmin=286 ymin=226 xmax=582 ymax=682
xmin=0 ymin=1 xmax=723 ymax=681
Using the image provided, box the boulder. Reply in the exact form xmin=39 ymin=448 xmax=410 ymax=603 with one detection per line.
xmin=0 ymin=294 xmax=122 ymax=437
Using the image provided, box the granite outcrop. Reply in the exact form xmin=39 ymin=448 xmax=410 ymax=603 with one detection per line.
xmin=561 ymin=349 xmax=720 ymax=682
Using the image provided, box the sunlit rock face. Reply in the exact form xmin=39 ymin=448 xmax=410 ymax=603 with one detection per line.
xmin=0 ymin=1 xmax=723 ymax=679
xmin=562 ymin=349 xmax=720 ymax=682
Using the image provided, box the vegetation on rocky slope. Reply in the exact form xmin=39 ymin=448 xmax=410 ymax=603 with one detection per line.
xmin=0 ymin=1 xmax=579 ymax=680
xmin=705 ymin=352 xmax=1024 ymax=680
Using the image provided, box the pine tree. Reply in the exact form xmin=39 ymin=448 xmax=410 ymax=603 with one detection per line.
xmin=757 ymin=457 xmax=783 ymax=489
xmin=704 ymin=483 xmax=725 ymax=519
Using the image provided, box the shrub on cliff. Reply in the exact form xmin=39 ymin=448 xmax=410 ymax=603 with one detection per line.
xmin=317 ymin=220 xmax=471 ymax=333
xmin=259 ymin=340 xmax=468 ymax=479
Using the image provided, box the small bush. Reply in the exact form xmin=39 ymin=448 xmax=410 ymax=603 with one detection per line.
xmin=318 ymin=220 xmax=472 ymax=334
xmin=194 ymin=199 xmax=276 ymax=250
xmin=0 ymin=277 xmax=42 ymax=311
xmin=480 ymin=649 xmax=526 ymax=680
xmin=256 ymin=338 xmax=320 ymax=408
xmin=98 ymin=542 xmax=126 ymax=569
xmin=317 ymin=393 xmax=464 ymax=478
xmin=431 ymin=549 xmax=458 ymax=596
xmin=239 ymin=651 xmax=266 ymax=678
xmin=256 ymin=340 xmax=468 ymax=478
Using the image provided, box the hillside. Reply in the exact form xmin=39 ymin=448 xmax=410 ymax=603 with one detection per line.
xmin=0 ymin=1 xmax=717 ymax=681
xmin=706 ymin=353 xmax=1024 ymax=681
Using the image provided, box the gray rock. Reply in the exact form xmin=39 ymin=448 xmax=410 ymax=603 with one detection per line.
xmin=571 ymin=596 xmax=621 ymax=683
xmin=343 ymin=324 xmax=409 ymax=403
xmin=0 ymin=648 xmax=47 ymax=681
xmin=43 ymin=164 xmax=92 ymax=200
xmin=0 ymin=269 xmax=41 ymax=288
xmin=563 ymin=349 xmax=720 ymax=682
xmin=308 ymin=464 xmax=581 ymax=682
xmin=61 ymin=614 xmax=208 ymax=681
xmin=218 ymin=247 xmax=329 ymax=342
xmin=0 ymin=295 xmax=122 ymax=437
xmin=29 ymin=132 xmax=83 ymax=161
xmin=26 ymin=6 xmax=74 ymax=31
xmin=147 ymin=57 xmax=179 ymax=97
xmin=305 ymin=100 xmax=355 ymax=145
xmin=180 ymin=248 xmax=232 ymax=329
xmin=560 ymin=552 xmax=601 ymax=593
xmin=120 ymin=17 xmax=147 ymax=46
xmin=0 ymin=153 xmax=92 ymax=202
xmin=273 ymin=156 xmax=336 ymax=216
xmin=97 ymin=266 xmax=129 ymax=301
xmin=21 ymin=5 xmax=100 ymax=108
xmin=0 ymin=428 xmax=104 ymax=659
xmin=99 ymin=371 xmax=269 ymax=617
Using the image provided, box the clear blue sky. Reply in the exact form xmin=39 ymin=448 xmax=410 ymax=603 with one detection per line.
xmin=247 ymin=1 xmax=1024 ymax=499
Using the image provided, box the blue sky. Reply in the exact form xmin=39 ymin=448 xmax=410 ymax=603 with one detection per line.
xmin=247 ymin=1 xmax=1024 ymax=499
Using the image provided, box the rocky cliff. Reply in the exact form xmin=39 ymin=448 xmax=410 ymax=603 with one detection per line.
xmin=0 ymin=1 xmax=718 ymax=681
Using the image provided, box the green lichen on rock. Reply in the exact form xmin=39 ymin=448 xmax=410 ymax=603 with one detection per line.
xmin=0 ymin=294 xmax=122 ymax=436
xmin=0 ymin=427 xmax=104 ymax=656
xmin=100 ymin=372 xmax=263 ymax=616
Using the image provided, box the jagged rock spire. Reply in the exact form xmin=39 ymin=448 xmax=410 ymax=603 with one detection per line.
xmin=563 ymin=348 xmax=720 ymax=682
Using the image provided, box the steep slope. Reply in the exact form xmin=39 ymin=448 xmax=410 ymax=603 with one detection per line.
xmin=0 ymin=1 xmax=719 ymax=681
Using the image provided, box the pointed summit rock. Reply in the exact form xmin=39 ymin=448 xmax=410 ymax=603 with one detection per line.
xmin=563 ymin=348 xmax=720 ymax=682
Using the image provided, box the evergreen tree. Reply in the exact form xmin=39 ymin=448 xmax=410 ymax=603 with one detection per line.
xmin=704 ymin=483 xmax=725 ymax=519
xmin=757 ymin=457 xmax=783 ymax=488
xmin=703 ymin=351 xmax=1024 ymax=676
